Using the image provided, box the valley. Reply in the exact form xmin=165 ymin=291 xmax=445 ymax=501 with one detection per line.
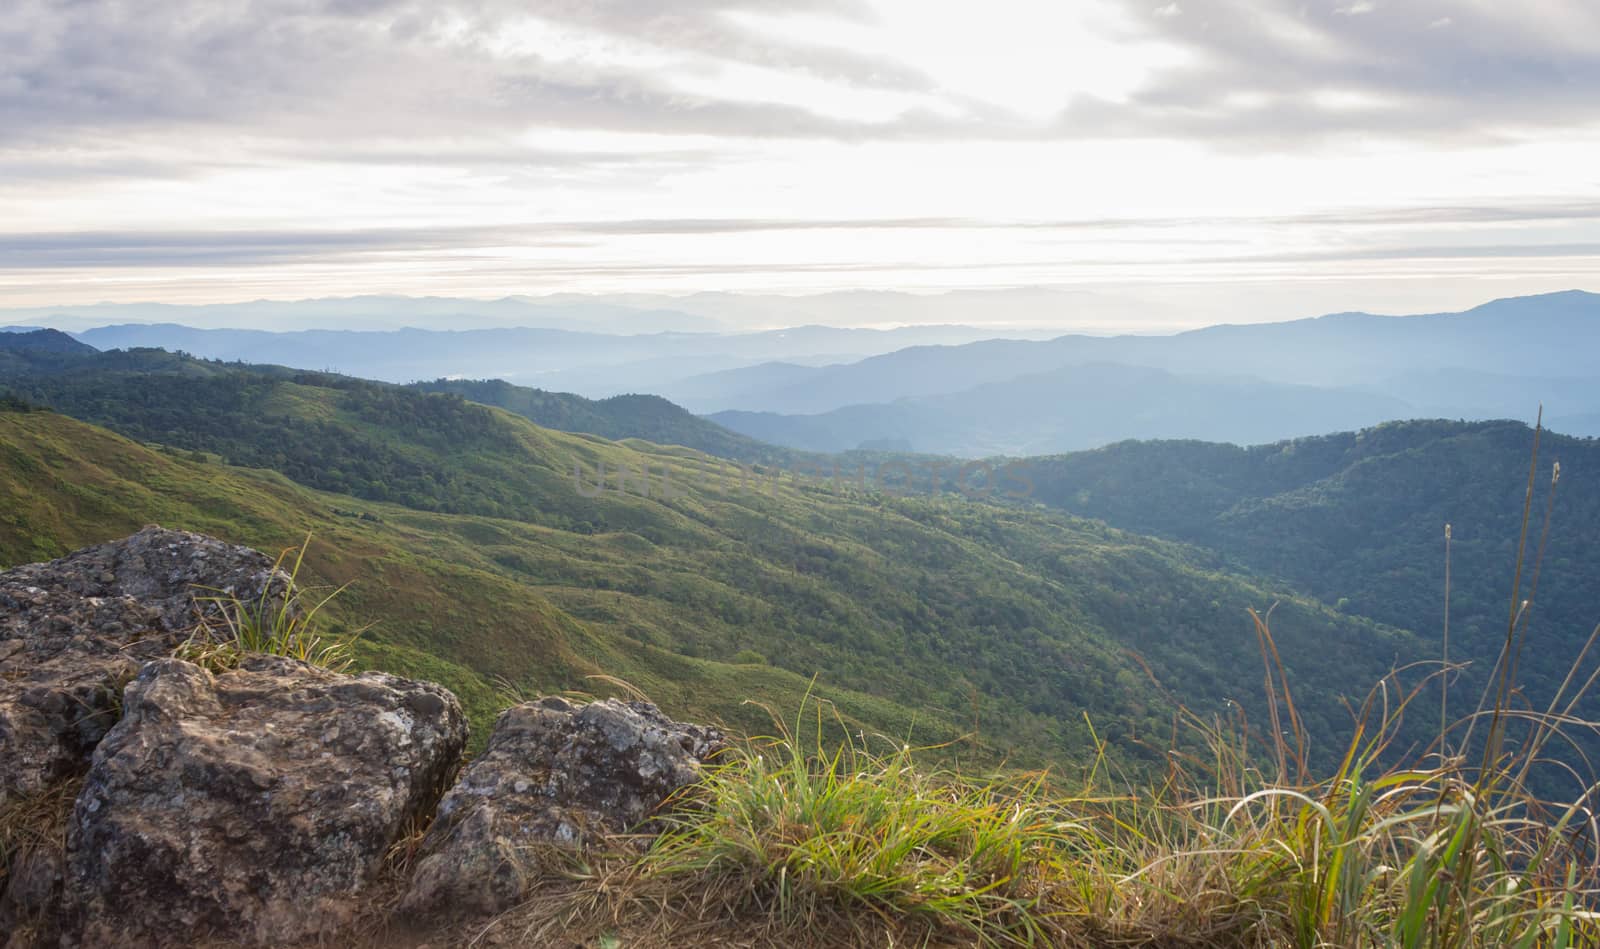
xmin=6 ymin=321 xmax=1597 ymax=790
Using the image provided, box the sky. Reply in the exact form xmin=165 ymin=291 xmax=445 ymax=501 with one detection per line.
xmin=3 ymin=0 xmax=1599 ymax=328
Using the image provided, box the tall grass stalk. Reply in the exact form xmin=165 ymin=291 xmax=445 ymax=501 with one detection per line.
xmin=179 ymin=534 xmax=359 ymax=672
xmin=499 ymin=423 xmax=1600 ymax=947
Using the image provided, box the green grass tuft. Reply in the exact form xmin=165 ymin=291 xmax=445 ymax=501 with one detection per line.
xmin=496 ymin=638 xmax=1600 ymax=947
xmin=640 ymin=698 xmax=1073 ymax=945
xmin=178 ymin=534 xmax=361 ymax=673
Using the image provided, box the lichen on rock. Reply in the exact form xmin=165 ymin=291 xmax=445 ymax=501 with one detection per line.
xmin=1 ymin=528 xmax=734 ymax=946
xmin=63 ymin=654 xmax=467 ymax=948
xmin=402 ymin=695 xmax=725 ymax=918
xmin=0 ymin=526 xmax=289 ymax=804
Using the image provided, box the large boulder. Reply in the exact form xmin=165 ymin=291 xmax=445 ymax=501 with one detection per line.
xmin=402 ymin=696 xmax=725 ymax=918
xmin=0 ymin=527 xmax=287 ymax=803
xmin=62 ymin=655 xmax=468 ymax=948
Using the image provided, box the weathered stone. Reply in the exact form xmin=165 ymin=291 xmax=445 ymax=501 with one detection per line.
xmin=63 ymin=654 xmax=468 ymax=948
xmin=0 ymin=527 xmax=288 ymax=803
xmin=402 ymin=696 xmax=724 ymax=918
xmin=0 ymin=847 xmax=65 ymax=949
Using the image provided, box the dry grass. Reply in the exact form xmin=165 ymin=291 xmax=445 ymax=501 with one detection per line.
xmin=0 ymin=775 xmax=85 ymax=947
xmin=0 ymin=776 xmax=81 ymax=882
xmin=12 ymin=421 xmax=1599 ymax=949
xmin=461 ymin=652 xmax=1598 ymax=947
xmin=467 ymin=423 xmax=1600 ymax=947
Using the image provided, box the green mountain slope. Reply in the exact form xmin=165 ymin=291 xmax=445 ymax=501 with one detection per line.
xmin=0 ymin=404 xmax=948 ymax=752
xmin=1023 ymin=419 xmax=1600 ymax=749
xmin=0 ymin=328 xmax=96 ymax=356
xmin=0 ymin=370 xmax=1424 ymax=772
xmin=410 ymin=377 xmax=787 ymax=464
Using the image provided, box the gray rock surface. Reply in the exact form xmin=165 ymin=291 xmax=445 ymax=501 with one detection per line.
xmin=1 ymin=846 xmax=66 ymax=948
xmin=62 ymin=654 xmax=468 ymax=948
xmin=2 ymin=528 xmax=735 ymax=945
xmin=402 ymin=696 xmax=725 ymax=918
xmin=0 ymin=527 xmax=287 ymax=803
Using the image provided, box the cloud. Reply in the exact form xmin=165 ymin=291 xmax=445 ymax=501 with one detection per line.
xmin=0 ymin=0 xmax=973 ymax=151
xmin=9 ymin=199 xmax=1600 ymax=270
xmin=8 ymin=0 xmax=1596 ymax=158
xmin=1092 ymin=0 xmax=1600 ymax=144
xmin=0 ymin=226 xmax=537 ymax=269
xmin=2 ymin=0 xmax=1599 ymax=312
xmin=1174 ymin=241 xmax=1600 ymax=266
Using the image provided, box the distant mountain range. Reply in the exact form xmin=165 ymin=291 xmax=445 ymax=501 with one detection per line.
xmin=667 ymin=290 xmax=1600 ymax=411
xmin=684 ymin=291 xmax=1600 ymax=454
xmin=7 ymin=289 xmax=1597 ymax=456
xmin=0 ymin=287 xmax=1166 ymax=334
xmin=2 ymin=296 xmax=728 ymax=335
xmin=69 ymin=322 xmax=1059 ymax=390
xmin=710 ymin=363 xmax=1418 ymax=456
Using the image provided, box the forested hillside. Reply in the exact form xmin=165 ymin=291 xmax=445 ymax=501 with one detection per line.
xmin=1024 ymin=420 xmax=1600 ymax=755
xmin=0 ymin=328 xmax=95 ymax=355
xmin=9 ymin=340 xmax=1599 ymax=788
xmin=410 ymin=377 xmax=788 ymax=465
xmin=0 ymin=354 xmax=1428 ymax=775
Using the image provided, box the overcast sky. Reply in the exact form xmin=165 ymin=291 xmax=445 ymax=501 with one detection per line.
xmin=3 ymin=0 xmax=1598 ymax=326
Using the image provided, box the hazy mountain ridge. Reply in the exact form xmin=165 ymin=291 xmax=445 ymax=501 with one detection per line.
xmin=670 ymin=290 xmax=1600 ymax=415
xmin=71 ymin=321 xmax=1056 ymax=390
xmin=18 ymin=292 xmax=1598 ymax=459
xmin=0 ymin=287 xmax=1166 ymax=335
xmin=710 ymin=362 xmax=1419 ymax=456
xmin=681 ymin=291 xmax=1600 ymax=454
xmin=4 ymin=295 xmax=728 ymax=335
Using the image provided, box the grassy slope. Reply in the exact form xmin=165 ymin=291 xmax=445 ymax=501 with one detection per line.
xmin=1023 ymin=419 xmax=1600 ymax=740
xmin=0 ymin=399 xmax=1423 ymax=771
xmin=0 ymin=407 xmax=937 ymax=749
xmin=409 ymin=377 xmax=789 ymax=465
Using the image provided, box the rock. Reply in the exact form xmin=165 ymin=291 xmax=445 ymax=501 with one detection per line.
xmin=62 ymin=655 xmax=467 ymax=948
xmin=0 ymin=847 xmax=66 ymax=948
xmin=402 ymin=696 xmax=725 ymax=918
xmin=0 ymin=527 xmax=288 ymax=803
